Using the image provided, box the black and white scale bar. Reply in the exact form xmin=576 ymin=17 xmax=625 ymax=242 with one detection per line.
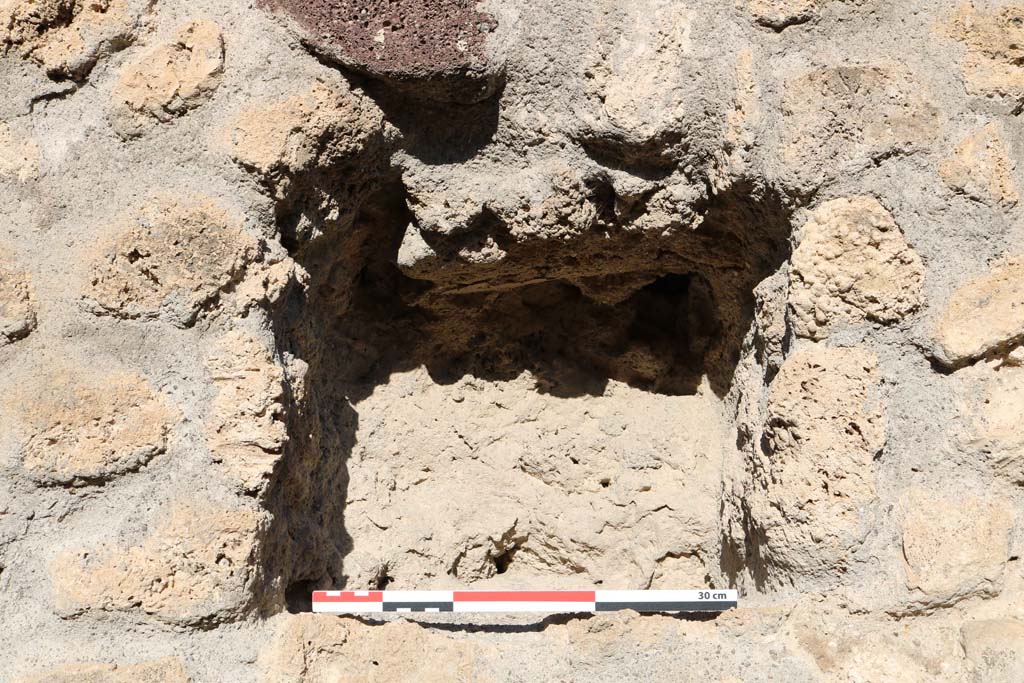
xmin=313 ymin=590 xmax=739 ymax=614
xmin=383 ymin=602 xmax=454 ymax=612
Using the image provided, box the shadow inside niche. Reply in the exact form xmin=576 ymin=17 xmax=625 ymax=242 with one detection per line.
xmin=339 ymin=262 xmax=717 ymax=400
xmin=374 ymin=83 xmax=503 ymax=165
xmin=346 ymin=69 xmax=503 ymax=165
xmin=315 ymin=180 xmax=792 ymax=401
xmin=268 ymin=176 xmax=794 ymax=607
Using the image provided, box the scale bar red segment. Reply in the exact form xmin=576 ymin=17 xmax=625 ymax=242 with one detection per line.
xmin=312 ymin=591 xmax=383 ymax=603
xmin=453 ymin=590 xmax=595 ymax=602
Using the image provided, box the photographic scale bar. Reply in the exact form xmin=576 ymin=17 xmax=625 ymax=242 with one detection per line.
xmin=312 ymin=590 xmax=739 ymax=614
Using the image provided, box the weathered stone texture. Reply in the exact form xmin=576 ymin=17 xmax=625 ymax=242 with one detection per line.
xmin=219 ymin=76 xmax=388 ymax=244
xmin=259 ymin=614 xmax=492 ymax=683
xmin=222 ymin=79 xmax=385 ymax=182
xmin=748 ymin=0 xmax=819 ymax=29
xmin=3 ymin=0 xmax=1023 ymax=679
xmin=933 ymin=255 xmax=1024 ymax=367
xmin=15 ymin=658 xmax=190 ymax=683
xmin=750 ymin=345 xmax=885 ymax=583
xmin=51 ymin=498 xmax=267 ymax=625
xmin=267 ymin=0 xmax=503 ymax=102
xmin=941 ymin=123 xmax=1019 ymax=209
xmin=340 ymin=368 xmax=724 ymax=590
xmin=781 ymin=65 xmax=940 ymax=188
xmin=792 ymin=612 xmax=967 ymax=682
xmin=0 ymin=259 xmax=36 ymax=346
xmin=954 ymin=363 xmax=1024 ymax=485
xmin=204 ymin=330 xmax=287 ymax=492
xmin=111 ymin=20 xmax=226 ymax=138
xmin=6 ymin=361 xmax=175 ymax=486
xmin=0 ymin=0 xmax=151 ymax=80
xmin=581 ymin=2 xmax=706 ymax=158
xmin=944 ymin=3 xmax=1024 ymax=99
xmin=961 ymin=619 xmax=1024 ymax=683
xmin=789 ymin=197 xmax=925 ymax=340
xmin=83 ymin=195 xmax=259 ymax=327
xmin=0 ymin=122 xmax=41 ymax=183
xmin=258 ymin=609 xmax=977 ymax=682
xmin=900 ymin=488 xmax=1013 ymax=610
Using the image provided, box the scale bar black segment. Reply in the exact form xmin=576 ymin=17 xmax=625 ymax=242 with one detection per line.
xmin=383 ymin=602 xmax=454 ymax=612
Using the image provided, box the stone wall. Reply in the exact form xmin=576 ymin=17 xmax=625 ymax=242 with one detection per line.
xmin=2 ymin=0 xmax=1024 ymax=680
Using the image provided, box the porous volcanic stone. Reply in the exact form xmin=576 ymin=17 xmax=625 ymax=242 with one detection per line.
xmin=268 ymin=0 xmax=503 ymax=102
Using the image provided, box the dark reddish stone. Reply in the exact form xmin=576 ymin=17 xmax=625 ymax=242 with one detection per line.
xmin=267 ymin=0 xmax=503 ymax=103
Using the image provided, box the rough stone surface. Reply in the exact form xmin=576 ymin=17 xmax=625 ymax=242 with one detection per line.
xmin=257 ymin=609 xmax=976 ymax=682
xmin=259 ymin=614 xmax=493 ymax=683
xmin=900 ymin=488 xmax=1013 ymax=611
xmin=0 ymin=122 xmax=41 ymax=182
xmin=748 ymin=0 xmax=819 ymax=29
xmin=791 ymin=611 xmax=967 ymax=682
xmin=15 ymin=658 xmax=191 ymax=683
xmin=111 ymin=20 xmax=226 ymax=138
xmin=780 ymin=64 xmax=940 ymax=189
xmin=0 ymin=258 xmax=36 ymax=345
xmin=961 ymin=619 xmax=1024 ymax=683
xmin=83 ymin=195 xmax=260 ymax=328
xmin=5 ymin=360 xmax=176 ymax=486
xmin=51 ymin=497 xmax=268 ymax=626
xmin=579 ymin=1 xmax=719 ymax=164
xmin=4 ymin=0 xmax=1024 ymax=680
xmin=953 ymin=363 xmax=1024 ymax=485
xmin=204 ymin=330 xmax=287 ymax=493
xmin=218 ymin=74 xmax=389 ymax=243
xmin=933 ymin=255 xmax=1024 ymax=367
xmin=941 ymin=123 xmax=1019 ymax=209
xmin=789 ymin=197 xmax=925 ymax=340
xmin=340 ymin=368 xmax=724 ymax=590
xmin=221 ymin=79 xmax=385 ymax=180
xmin=943 ymin=3 xmax=1024 ymax=100
xmin=266 ymin=0 xmax=504 ymax=102
xmin=747 ymin=345 xmax=885 ymax=586
xmin=0 ymin=0 xmax=152 ymax=80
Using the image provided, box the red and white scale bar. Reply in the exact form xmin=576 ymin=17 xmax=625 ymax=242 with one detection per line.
xmin=312 ymin=590 xmax=738 ymax=614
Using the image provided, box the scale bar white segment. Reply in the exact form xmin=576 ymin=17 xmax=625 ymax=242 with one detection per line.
xmin=313 ymin=602 xmax=384 ymax=614
xmin=596 ymin=590 xmax=738 ymax=603
xmin=452 ymin=601 xmax=596 ymax=613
